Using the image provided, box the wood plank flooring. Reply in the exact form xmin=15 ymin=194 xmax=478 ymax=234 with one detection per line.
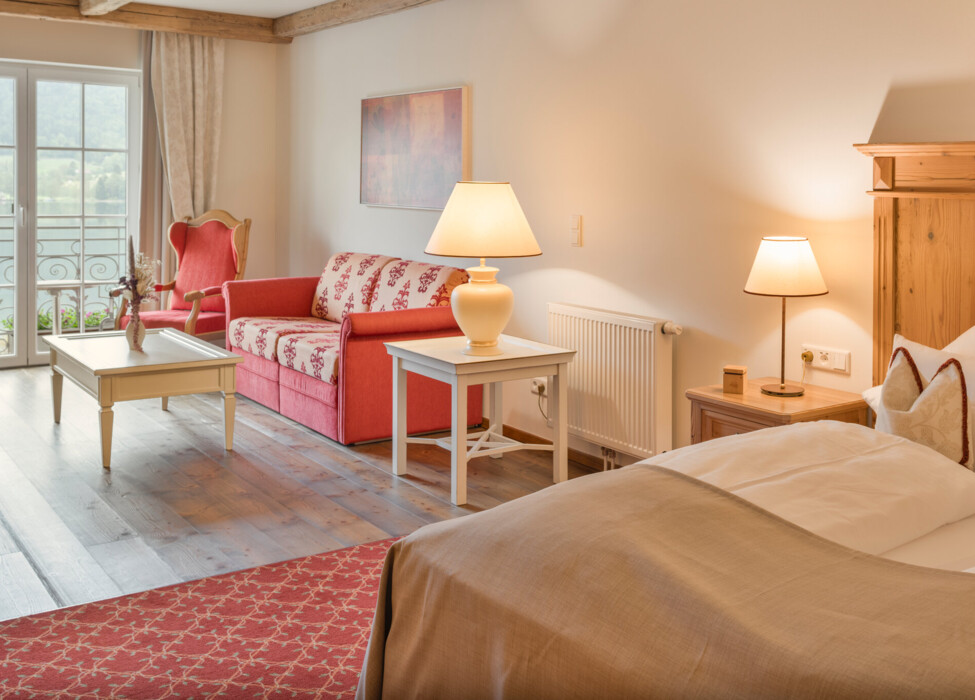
xmin=0 ymin=366 xmax=590 ymax=621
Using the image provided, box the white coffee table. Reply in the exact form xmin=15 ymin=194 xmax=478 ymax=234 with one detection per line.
xmin=43 ymin=328 xmax=243 ymax=468
xmin=385 ymin=334 xmax=576 ymax=506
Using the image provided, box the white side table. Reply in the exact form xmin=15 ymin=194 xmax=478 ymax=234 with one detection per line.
xmin=385 ymin=334 xmax=576 ymax=506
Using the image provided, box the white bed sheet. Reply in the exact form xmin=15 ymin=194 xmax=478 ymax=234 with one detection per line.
xmin=650 ymin=421 xmax=975 ymax=571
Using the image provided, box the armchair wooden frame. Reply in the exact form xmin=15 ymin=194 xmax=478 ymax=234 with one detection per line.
xmin=114 ymin=209 xmax=251 ymax=338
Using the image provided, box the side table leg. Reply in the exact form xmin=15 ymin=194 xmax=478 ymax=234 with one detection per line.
xmin=161 ymin=396 xmax=169 ymax=411
xmin=488 ymin=382 xmax=503 ymax=459
xmin=552 ymin=363 xmax=568 ymax=483
xmin=451 ymin=379 xmax=469 ymax=506
xmin=392 ymin=356 xmax=408 ymax=476
xmin=99 ymin=406 xmax=114 ymax=469
xmin=223 ymin=392 xmax=236 ymax=451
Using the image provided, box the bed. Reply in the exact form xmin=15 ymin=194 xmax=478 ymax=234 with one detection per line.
xmin=356 ymin=144 xmax=975 ymax=698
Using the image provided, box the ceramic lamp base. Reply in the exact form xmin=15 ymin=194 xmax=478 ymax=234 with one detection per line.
xmin=451 ymin=265 xmax=514 ymax=356
xmin=761 ymin=382 xmax=804 ymax=397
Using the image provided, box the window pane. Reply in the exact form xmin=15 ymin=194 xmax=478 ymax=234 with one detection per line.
xmin=0 ymin=285 xmax=12 ymax=356
xmin=36 ymin=219 xmax=81 ymax=283
xmin=84 ymin=151 xmax=126 ymax=216
xmin=82 ymin=283 xmax=115 ymax=331
xmin=84 ymin=84 xmax=126 ymax=150
xmin=83 ymin=219 xmax=125 ymax=283
xmin=37 ymin=81 xmax=81 ymax=148
xmin=37 ymin=150 xmax=82 ymax=216
xmin=0 ymin=147 xmax=13 ymax=215
xmin=0 ymin=78 xmax=13 ymax=147
xmin=0 ymin=218 xmax=13 ymax=285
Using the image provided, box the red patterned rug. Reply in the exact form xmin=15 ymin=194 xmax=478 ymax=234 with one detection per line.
xmin=0 ymin=538 xmax=393 ymax=699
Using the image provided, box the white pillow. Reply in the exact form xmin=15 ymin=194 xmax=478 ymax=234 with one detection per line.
xmin=945 ymin=325 xmax=975 ymax=355
xmin=862 ymin=384 xmax=882 ymax=412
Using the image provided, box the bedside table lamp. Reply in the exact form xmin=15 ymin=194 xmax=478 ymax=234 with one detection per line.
xmin=425 ymin=182 xmax=541 ymax=356
xmin=744 ymin=236 xmax=827 ymax=397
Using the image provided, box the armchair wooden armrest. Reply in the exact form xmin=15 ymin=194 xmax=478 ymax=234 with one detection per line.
xmin=183 ymin=286 xmax=224 ymax=335
xmin=108 ymin=287 xmax=129 ymax=331
xmin=154 ymin=281 xmax=176 ymax=292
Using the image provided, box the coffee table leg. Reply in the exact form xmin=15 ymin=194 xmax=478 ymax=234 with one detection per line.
xmin=223 ymin=391 xmax=236 ymax=451
xmin=451 ymin=379 xmax=469 ymax=506
xmin=99 ymin=405 xmax=114 ymax=468
xmin=161 ymin=396 xmax=168 ymax=411
xmin=51 ymin=369 xmax=63 ymax=424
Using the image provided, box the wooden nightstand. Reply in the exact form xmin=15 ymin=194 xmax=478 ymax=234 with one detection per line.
xmin=686 ymin=377 xmax=868 ymax=444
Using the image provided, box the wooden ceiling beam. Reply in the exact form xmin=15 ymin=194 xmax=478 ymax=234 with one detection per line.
xmin=273 ymin=0 xmax=442 ymax=38
xmin=79 ymin=0 xmax=128 ymax=15
xmin=0 ymin=0 xmax=292 ymax=43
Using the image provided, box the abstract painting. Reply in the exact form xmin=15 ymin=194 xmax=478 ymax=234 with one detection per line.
xmin=360 ymin=86 xmax=470 ymax=210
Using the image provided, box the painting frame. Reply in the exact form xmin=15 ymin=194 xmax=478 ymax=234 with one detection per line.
xmin=360 ymin=85 xmax=471 ymax=211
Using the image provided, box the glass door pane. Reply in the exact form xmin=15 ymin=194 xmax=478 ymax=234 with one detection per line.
xmin=31 ymin=76 xmax=133 ymax=359
xmin=0 ymin=69 xmax=25 ymax=367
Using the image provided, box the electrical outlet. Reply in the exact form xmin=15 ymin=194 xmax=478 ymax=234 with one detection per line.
xmin=530 ymin=377 xmax=548 ymax=396
xmin=801 ymin=344 xmax=851 ymax=373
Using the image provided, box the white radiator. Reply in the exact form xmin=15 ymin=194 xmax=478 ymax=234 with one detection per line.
xmin=547 ymin=303 xmax=680 ymax=460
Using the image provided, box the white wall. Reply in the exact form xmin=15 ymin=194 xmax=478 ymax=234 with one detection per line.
xmin=0 ymin=17 xmax=279 ymax=278
xmin=277 ymin=0 xmax=975 ymax=448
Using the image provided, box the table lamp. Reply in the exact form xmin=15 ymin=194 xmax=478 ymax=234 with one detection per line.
xmin=425 ymin=182 xmax=541 ymax=355
xmin=744 ymin=236 xmax=827 ymax=397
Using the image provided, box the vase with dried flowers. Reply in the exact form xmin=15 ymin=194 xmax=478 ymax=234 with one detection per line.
xmin=111 ymin=237 xmax=159 ymax=352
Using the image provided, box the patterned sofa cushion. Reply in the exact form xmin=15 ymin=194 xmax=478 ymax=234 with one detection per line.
xmin=370 ymin=260 xmax=468 ymax=312
xmin=229 ymin=317 xmax=340 ymax=361
xmin=312 ymin=252 xmax=398 ymax=322
xmin=279 ymin=333 xmax=342 ymax=385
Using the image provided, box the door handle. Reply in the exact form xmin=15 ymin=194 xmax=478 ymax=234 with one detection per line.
xmin=18 ymin=205 xmax=25 ymax=226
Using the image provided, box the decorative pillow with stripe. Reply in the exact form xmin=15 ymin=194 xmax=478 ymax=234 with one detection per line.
xmin=311 ymin=252 xmax=398 ymax=322
xmin=876 ymin=346 xmax=973 ymax=469
xmin=370 ymin=260 xmax=468 ymax=312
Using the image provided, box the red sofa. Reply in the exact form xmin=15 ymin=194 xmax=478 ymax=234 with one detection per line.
xmin=223 ymin=252 xmax=482 ymax=444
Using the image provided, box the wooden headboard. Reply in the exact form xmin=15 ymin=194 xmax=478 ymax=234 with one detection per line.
xmin=856 ymin=142 xmax=975 ymax=385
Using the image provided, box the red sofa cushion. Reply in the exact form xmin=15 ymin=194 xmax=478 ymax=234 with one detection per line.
xmin=311 ymin=252 xmax=397 ymax=322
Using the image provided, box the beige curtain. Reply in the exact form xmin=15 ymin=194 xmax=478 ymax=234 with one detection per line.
xmin=150 ymin=31 xmax=225 ymax=222
xmin=137 ymin=31 xmax=173 ymax=307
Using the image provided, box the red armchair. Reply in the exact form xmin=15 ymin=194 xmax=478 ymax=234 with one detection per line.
xmin=116 ymin=209 xmax=251 ymax=338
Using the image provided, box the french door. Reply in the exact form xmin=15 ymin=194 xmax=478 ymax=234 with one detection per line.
xmin=0 ymin=62 xmax=140 ymax=368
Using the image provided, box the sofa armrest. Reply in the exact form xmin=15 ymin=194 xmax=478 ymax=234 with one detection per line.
xmin=342 ymin=306 xmax=460 ymax=339
xmin=223 ymin=277 xmax=320 ymax=322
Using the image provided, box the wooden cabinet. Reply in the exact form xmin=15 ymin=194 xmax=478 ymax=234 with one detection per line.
xmin=686 ymin=377 xmax=868 ymax=444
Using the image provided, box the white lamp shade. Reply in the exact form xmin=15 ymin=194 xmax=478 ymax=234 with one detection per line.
xmin=744 ymin=236 xmax=828 ymax=297
xmin=425 ymin=182 xmax=542 ymax=259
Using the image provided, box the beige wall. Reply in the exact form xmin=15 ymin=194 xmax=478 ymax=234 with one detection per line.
xmin=0 ymin=17 xmax=278 ymax=279
xmin=277 ymin=0 xmax=975 ymax=449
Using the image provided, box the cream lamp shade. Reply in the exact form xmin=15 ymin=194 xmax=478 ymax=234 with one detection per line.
xmin=744 ymin=236 xmax=827 ymax=397
xmin=744 ymin=236 xmax=827 ymax=297
xmin=426 ymin=182 xmax=541 ymax=355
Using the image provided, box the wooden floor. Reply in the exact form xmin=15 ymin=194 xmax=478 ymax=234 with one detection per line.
xmin=0 ymin=366 xmax=590 ymax=622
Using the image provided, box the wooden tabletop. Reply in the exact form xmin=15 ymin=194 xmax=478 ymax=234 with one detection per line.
xmin=42 ymin=328 xmax=242 ymax=376
xmin=685 ymin=377 xmax=867 ymax=419
xmin=385 ymin=334 xmax=575 ymax=372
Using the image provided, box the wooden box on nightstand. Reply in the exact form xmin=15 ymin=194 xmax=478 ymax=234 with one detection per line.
xmin=686 ymin=377 xmax=868 ymax=445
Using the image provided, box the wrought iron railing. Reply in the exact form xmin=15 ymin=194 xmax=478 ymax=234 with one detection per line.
xmin=0 ymin=218 xmax=126 ymax=355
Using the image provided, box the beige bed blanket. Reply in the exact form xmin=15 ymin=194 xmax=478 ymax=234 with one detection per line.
xmin=357 ymin=465 xmax=975 ymax=699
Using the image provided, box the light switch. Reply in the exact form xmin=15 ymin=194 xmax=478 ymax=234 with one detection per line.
xmin=570 ymin=214 xmax=582 ymax=247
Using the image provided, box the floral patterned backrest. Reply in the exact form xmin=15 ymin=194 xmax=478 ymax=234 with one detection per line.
xmin=369 ymin=260 xmax=469 ymax=312
xmin=311 ymin=252 xmax=399 ymax=322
